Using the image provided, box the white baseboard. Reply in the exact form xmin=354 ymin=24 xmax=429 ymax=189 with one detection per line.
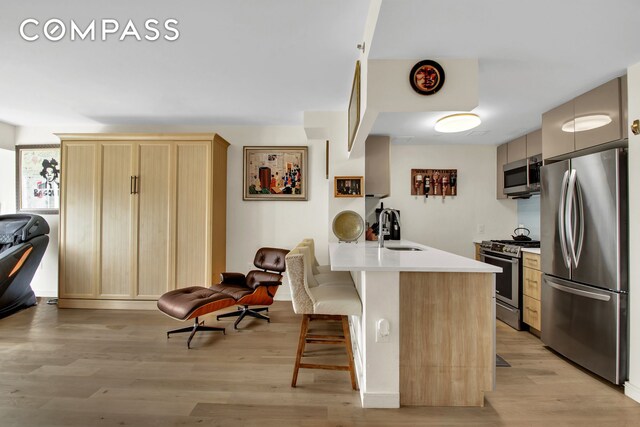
xmin=360 ymin=392 xmax=400 ymax=408
xmin=625 ymin=381 xmax=640 ymax=403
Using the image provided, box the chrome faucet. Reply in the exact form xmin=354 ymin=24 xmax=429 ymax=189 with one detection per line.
xmin=378 ymin=208 xmax=400 ymax=248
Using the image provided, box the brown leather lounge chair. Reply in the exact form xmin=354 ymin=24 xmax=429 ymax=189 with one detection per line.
xmin=157 ymin=247 xmax=288 ymax=348
xmin=211 ymin=247 xmax=289 ymax=329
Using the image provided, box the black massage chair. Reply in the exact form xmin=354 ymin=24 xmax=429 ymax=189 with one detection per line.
xmin=0 ymin=214 xmax=50 ymax=319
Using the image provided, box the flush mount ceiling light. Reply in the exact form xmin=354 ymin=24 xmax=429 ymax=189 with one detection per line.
xmin=561 ymin=114 xmax=612 ymax=133
xmin=434 ymin=113 xmax=481 ymax=133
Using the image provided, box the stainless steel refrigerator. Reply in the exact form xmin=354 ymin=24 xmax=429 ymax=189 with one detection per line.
xmin=540 ymin=147 xmax=628 ymax=384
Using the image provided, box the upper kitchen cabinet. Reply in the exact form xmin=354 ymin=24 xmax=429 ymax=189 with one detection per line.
xmin=506 ymin=136 xmax=526 ymax=163
xmin=542 ymin=99 xmax=575 ymax=160
xmin=526 ymin=129 xmax=542 ymax=157
xmin=574 ymin=78 xmax=623 ymax=151
xmin=496 ymin=143 xmax=508 ymax=199
xmin=542 ymin=76 xmax=626 ymax=161
xmin=365 ymin=135 xmax=390 ymax=198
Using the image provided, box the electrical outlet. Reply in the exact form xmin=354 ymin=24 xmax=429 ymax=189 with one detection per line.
xmin=477 ymin=224 xmax=485 ymax=233
xmin=376 ymin=319 xmax=390 ymax=343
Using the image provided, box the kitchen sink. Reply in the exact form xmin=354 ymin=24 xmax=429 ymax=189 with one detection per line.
xmin=385 ymin=246 xmax=423 ymax=251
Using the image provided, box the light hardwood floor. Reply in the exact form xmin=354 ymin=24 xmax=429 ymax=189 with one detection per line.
xmin=1 ymin=301 xmax=639 ymax=426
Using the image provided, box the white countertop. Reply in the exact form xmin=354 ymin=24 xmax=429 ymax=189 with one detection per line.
xmin=330 ymin=240 xmax=502 ymax=273
xmin=521 ymin=247 xmax=541 ymax=254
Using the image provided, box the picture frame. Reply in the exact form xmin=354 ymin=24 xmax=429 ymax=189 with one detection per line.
xmin=243 ymin=146 xmax=308 ymax=201
xmin=334 ymin=176 xmax=364 ymax=198
xmin=409 ymin=59 xmax=445 ymax=95
xmin=15 ymin=145 xmax=61 ymax=214
xmin=411 ymin=168 xmax=458 ymax=197
xmin=347 ymin=61 xmax=361 ymax=152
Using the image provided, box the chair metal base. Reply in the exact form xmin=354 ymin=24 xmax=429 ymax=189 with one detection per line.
xmin=167 ymin=317 xmax=225 ymax=349
xmin=216 ymin=305 xmax=269 ymax=329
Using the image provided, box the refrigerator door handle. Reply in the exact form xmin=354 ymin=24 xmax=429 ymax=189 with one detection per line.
xmin=546 ymin=279 xmax=611 ymax=302
xmin=574 ymin=177 xmax=585 ymax=266
xmin=558 ymin=170 xmax=571 ymax=268
xmin=566 ymin=169 xmax=578 ymax=268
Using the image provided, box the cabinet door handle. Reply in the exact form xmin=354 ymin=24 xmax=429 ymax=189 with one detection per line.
xmin=130 ymin=176 xmax=134 ymax=194
xmin=134 ymin=176 xmax=139 ymax=194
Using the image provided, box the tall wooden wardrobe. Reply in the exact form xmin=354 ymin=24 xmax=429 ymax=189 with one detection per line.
xmin=57 ymin=133 xmax=229 ymax=309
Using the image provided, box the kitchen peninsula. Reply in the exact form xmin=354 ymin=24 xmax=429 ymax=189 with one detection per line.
xmin=329 ymin=240 xmax=501 ymax=408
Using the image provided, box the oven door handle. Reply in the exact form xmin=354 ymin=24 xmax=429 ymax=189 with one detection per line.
xmin=481 ymin=253 xmax=518 ymax=264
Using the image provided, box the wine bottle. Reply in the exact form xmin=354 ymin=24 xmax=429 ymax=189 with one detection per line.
xmin=450 ymin=172 xmax=457 ymax=196
xmin=424 ymin=175 xmax=430 ymax=198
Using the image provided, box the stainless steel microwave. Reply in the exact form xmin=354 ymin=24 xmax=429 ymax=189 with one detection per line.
xmin=503 ymin=155 xmax=542 ymax=197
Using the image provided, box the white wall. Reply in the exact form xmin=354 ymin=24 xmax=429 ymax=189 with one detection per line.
xmin=371 ymin=143 xmax=518 ymax=258
xmin=15 ymin=124 xmax=333 ymax=299
xmin=0 ymin=148 xmax=16 ymax=214
xmin=0 ymin=122 xmax=15 ymax=150
xmin=304 ymin=112 xmax=366 ymax=245
xmin=625 ymin=63 xmax=640 ymax=402
xmin=517 ymin=195 xmax=541 ymax=240
xmin=0 ymin=122 xmax=16 ymax=214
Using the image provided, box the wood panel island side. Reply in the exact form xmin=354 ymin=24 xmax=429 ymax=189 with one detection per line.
xmin=329 ymin=240 xmax=501 ymax=409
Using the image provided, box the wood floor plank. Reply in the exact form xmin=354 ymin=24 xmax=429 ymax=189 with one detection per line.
xmin=0 ymin=301 xmax=639 ymax=426
xmin=190 ymin=402 xmax=329 ymax=420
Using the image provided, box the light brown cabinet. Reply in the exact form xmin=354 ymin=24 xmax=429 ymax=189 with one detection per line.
xmin=542 ymin=100 xmax=575 ymax=160
xmin=496 ymin=143 xmax=508 ymax=199
xmin=58 ymin=133 xmax=229 ymax=309
xmin=365 ymin=135 xmax=390 ymax=197
xmin=507 ymin=136 xmax=527 ymax=163
xmin=526 ymin=129 xmax=542 ymax=157
xmin=574 ymin=78 xmax=623 ymax=151
xmin=496 ymin=129 xmax=542 ymax=199
xmin=542 ymin=77 xmax=626 ymax=160
xmin=522 ymin=251 xmax=542 ymax=332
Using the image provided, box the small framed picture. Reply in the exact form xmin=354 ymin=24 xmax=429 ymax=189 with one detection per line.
xmin=243 ymin=146 xmax=308 ymax=201
xmin=16 ymin=145 xmax=61 ymax=213
xmin=334 ymin=176 xmax=364 ymax=198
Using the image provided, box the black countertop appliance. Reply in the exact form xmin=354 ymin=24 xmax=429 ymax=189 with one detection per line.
xmin=374 ymin=203 xmax=401 ymax=240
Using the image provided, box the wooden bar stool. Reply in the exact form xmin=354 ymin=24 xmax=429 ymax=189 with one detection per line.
xmin=285 ymin=247 xmax=362 ymax=390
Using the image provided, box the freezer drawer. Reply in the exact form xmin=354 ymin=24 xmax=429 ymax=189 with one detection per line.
xmin=541 ymin=275 xmax=627 ymax=384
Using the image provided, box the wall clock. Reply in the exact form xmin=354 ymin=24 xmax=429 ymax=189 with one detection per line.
xmin=409 ymin=60 xmax=445 ymax=95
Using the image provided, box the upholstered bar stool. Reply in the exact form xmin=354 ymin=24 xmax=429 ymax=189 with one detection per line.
xmin=286 ymin=248 xmax=362 ymax=390
xmin=301 ymin=238 xmax=331 ymax=273
xmin=298 ymin=240 xmax=352 ymax=285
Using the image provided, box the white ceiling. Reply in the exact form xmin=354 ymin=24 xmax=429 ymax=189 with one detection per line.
xmin=370 ymin=0 xmax=640 ymax=145
xmin=1 ymin=0 xmax=640 ymax=147
xmin=0 ymin=0 xmax=369 ymax=126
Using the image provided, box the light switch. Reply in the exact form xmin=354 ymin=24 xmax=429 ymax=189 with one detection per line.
xmin=376 ymin=318 xmax=390 ymax=343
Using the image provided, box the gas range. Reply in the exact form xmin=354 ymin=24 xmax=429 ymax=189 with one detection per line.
xmin=479 ymin=239 xmax=540 ymax=331
xmin=480 ymin=239 xmax=540 ymax=258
